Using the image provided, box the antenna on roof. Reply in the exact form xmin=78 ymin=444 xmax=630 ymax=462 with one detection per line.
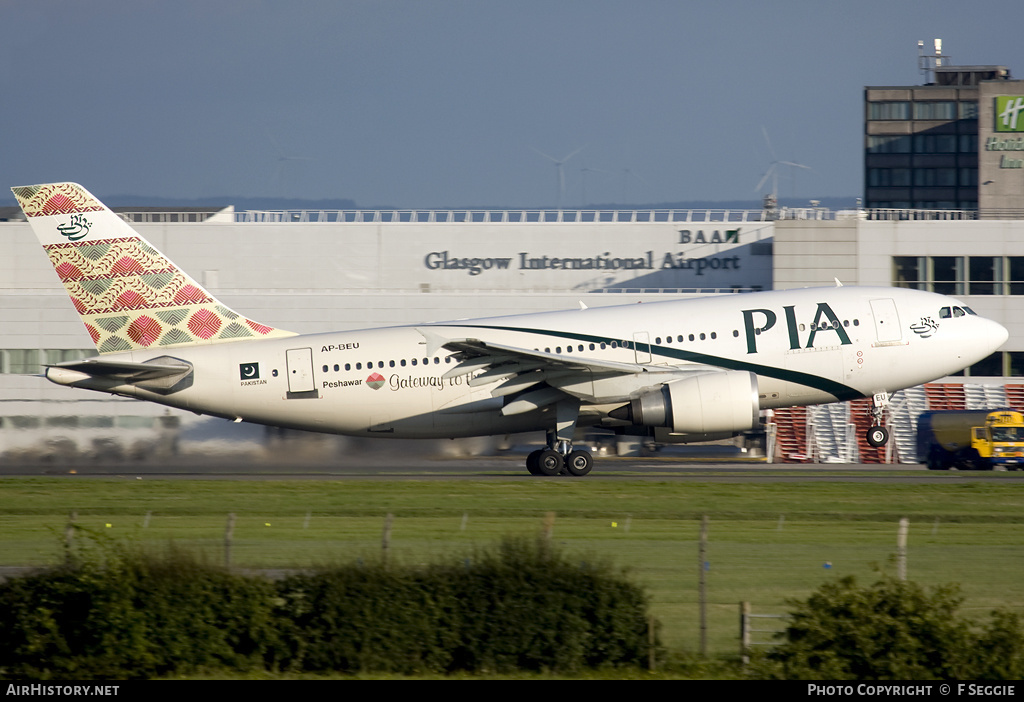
xmin=918 ymin=39 xmax=949 ymax=84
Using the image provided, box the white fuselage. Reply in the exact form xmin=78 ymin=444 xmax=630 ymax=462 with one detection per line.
xmin=47 ymin=285 xmax=1008 ymax=440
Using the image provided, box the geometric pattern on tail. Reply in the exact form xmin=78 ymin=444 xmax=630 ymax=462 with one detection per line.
xmin=44 ymin=236 xmax=294 ymax=352
xmin=12 ymin=183 xmax=105 ymax=217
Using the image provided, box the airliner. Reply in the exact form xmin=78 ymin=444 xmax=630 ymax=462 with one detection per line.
xmin=12 ymin=183 xmax=1009 ymax=475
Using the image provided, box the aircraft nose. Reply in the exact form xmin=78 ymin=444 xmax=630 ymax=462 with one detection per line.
xmin=988 ymin=317 xmax=1010 ymax=351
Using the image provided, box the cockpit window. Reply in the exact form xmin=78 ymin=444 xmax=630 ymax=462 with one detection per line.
xmin=940 ymin=306 xmax=972 ymax=318
xmin=963 ymin=307 xmax=977 ymax=315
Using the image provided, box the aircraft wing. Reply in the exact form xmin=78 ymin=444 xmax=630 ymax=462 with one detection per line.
xmin=419 ymin=327 xmax=660 ymax=376
xmin=417 ymin=327 xmax=695 ymax=415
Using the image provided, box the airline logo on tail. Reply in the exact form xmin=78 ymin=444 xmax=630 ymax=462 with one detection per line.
xmin=12 ymin=182 xmax=296 ymax=354
xmin=57 ymin=214 xmax=93 ymax=241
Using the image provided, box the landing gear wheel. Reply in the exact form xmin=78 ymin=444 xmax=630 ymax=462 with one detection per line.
xmin=526 ymin=449 xmax=543 ymax=476
xmin=536 ymin=449 xmax=564 ymax=476
xmin=564 ymin=450 xmax=594 ymax=477
xmin=866 ymin=425 xmax=889 ymax=448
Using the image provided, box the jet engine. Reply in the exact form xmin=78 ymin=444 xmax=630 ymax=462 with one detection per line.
xmin=608 ymin=370 xmax=760 ymax=434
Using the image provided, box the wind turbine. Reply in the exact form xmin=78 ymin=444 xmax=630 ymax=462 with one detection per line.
xmin=532 ymin=145 xmax=586 ymax=209
xmin=755 ymin=127 xmax=812 ymax=207
xmin=266 ymin=129 xmax=314 ymax=197
xmin=621 ymin=168 xmax=649 ymax=206
xmin=579 ymin=166 xmax=611 ymax=207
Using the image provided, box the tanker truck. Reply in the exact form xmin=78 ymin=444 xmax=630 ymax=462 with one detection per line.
xmin=917 ymin=409 xmax=1024 ymax=470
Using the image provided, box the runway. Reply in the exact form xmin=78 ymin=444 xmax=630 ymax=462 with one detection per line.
xmin=4 ymin=456 xmax=1024 ymax=482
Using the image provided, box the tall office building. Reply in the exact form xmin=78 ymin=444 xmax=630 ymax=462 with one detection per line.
xmin=864 ymin=48 xmax=1024 ymax=217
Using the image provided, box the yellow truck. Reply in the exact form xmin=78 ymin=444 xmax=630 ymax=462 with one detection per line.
xmin=917 ymin=409 xmax=1024 ymax=470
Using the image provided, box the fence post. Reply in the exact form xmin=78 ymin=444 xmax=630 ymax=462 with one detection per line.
xmin=382 ymin=513 xmax=393 ymax=567
xmin=543 ymin=511 xmax=555 ymax=542
xmin=740 ymin=601 xmax=751 ymax=665
xmin=224 ymin=513 xmax=235 ymax=568
xmin=897 ymin=517 xmax=908 ymax=580
xmin=648 ymin=614 xmax=657 ymax=671
xmin=65 ymin=511 xmax=77 ymax=563
xmin=699 ymin=515 xmax=709 ymax=656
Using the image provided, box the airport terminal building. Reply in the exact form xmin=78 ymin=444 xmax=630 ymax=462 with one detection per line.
xmin=3 ymin=59 xmax=1024 ymax=464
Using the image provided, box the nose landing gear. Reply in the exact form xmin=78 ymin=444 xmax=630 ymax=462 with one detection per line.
xmin=865 ymin=391 xmax=891 ymax=448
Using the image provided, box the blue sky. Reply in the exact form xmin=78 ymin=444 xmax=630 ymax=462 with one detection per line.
xmin=2 ymin=0 xmax=1022 ymax=208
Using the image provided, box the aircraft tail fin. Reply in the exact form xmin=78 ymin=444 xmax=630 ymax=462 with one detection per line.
xmin=12 ymin=182 xmax=295 ymax=354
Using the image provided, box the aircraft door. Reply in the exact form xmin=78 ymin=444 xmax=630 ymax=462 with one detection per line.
xmin=633 ymin=332 xmax=652 ymax=364
xmin=286 ymin=347 xmax=316 ymax=394
xmin=869 ymin=298 xmax=903 ymax=343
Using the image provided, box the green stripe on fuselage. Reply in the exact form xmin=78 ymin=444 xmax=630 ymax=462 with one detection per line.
xmin=450 ymin=324 xmax=864 ymax=402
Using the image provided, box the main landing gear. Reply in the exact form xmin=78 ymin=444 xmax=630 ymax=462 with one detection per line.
xmin=526 ymin=445 xmax=594 ymax=476
xmin=865 ymin=391 xmax=890 ymax=448
xmin=524 ymin=398 xmax=594 ymax=477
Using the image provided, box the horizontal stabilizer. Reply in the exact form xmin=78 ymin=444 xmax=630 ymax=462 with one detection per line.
xmin=45 ymin=356 xmax=194 ymax=394
xmin=49 ymin=358 xmax=192 ymax=380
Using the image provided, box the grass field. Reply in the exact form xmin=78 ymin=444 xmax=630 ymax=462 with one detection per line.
xmin=1 ymin=476 xmax=1023 ymax=659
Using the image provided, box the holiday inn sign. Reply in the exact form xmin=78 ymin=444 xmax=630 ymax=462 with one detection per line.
xmin=996 ymin=96 xmax=1024 ymax=133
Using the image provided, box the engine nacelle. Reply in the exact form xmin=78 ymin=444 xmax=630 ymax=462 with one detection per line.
xmin=609 ymin=370 xmax=760 ymax=435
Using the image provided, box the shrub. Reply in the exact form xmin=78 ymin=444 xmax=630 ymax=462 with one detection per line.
xmin=0 ymin=534 xmax=277 ymax=679
xmin=0 ymin=534 xmax=654 ymax=677
xmin=272 ymin=536 xmax=655 ymax=674
xmin=748 ymin=575 xmax=1024 ymax=680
